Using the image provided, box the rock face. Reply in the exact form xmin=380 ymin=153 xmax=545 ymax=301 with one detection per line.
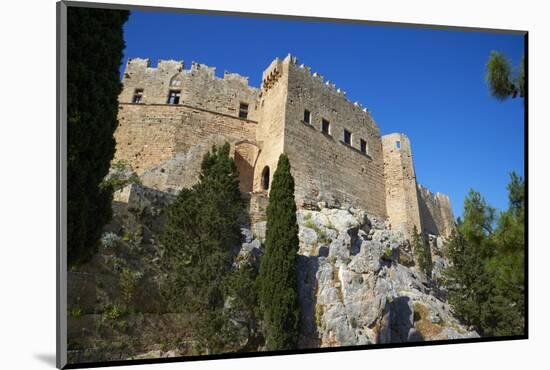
xmin=68 ymin=183 xmax=475 ymax=363
xmin=139 ymin=135 xmax=230 ymax=194
xmin=292 ymin=205 xmax=478 ymax=348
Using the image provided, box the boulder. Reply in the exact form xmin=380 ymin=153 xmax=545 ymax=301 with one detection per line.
xmin=328 ymin=236 xmax=350 ymax=261
xmin=299 ymin=226 xmax=318 ymax=247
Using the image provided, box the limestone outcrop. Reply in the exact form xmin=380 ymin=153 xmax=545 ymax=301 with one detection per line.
xmin=243 ymin=203 xmax=477 ymax=347
xmin=67 ymin=184 xmax=475 ymax=363
xmin=290 ymin=205 xmax=478 ymax=347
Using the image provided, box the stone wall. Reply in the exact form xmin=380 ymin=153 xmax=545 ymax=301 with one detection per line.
xmin=417 ymin=184 xmax=455 ymax=237
xmin=120 ymin=58 xmax=260 ymax=120
xmin=114 ymin=104 xmax=257 ymax=178
xmin=382 ymin=133 xmax=422 ymax=238
xmin=242 ymin=191 xmax=269 ymax=225
xmin=282 ymin=56 xmax=387 ymax=216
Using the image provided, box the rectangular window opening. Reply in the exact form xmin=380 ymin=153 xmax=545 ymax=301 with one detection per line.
xmin=360 ymin=139 xmax=368 ymax=154
xmin=344 ymin=129 xmax=352 ymax=145
xmin=132 ymin=89 xmax=143 ymax=104
xmin=167 ymin=90 xmax=181 ymax=105
xmin=396 ymin=140 xmax=401 ymax=150
xmin=239 ymin=102 xmax=249 ymax=119
xmin=304 ymin=110 xmax=311 ymax=124
xmin=322 ymin=119 xmax=331 ymax=135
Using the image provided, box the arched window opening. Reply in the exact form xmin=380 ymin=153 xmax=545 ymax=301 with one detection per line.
xmin=261 ymin=166 xmax=270 ymax=191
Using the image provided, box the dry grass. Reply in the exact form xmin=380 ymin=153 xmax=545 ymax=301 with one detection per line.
xmin=413 ymin=303 xmax=443 ymax=338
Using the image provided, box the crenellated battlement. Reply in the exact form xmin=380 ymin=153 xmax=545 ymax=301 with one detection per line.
xmin=124 ymin=57 xmax=254 ymax=89
xmin=417 ymin=183 xmax=455 ymax=237
xmin=418 ymin=184 xmax=451 ymax=203
xmin=119 ymin=56 xmax=260 ymax=120
xmin=224 ymin=71 xmax=249 ymax=85
xmin=282 ymin=54 xmax=374 ymax=121
xmin=126 ymin=58 xmax=184 ymax=73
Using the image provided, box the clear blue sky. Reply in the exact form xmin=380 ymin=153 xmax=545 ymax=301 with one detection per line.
xmin=121 ymin=10 xmax=525 ymax=219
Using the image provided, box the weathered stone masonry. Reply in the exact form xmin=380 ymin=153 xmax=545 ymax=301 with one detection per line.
xmin=114 ymin=54 xmax=455 ymax=238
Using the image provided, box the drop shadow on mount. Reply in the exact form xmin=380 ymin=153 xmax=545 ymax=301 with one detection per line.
xmin=33 ymin=353 xmax=56 ymax=367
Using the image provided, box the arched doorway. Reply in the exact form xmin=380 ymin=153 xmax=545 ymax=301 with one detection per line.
xmin=261 ymin=166 xmax=270 ymax=190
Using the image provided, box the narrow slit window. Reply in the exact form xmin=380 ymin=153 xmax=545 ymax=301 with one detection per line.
xmin=344 ymin=129 xmax=352 ymax=145
xmin=396 ymin=140 xmax=401 ymax=150
xmin=261 ymin=166 xmax=270 ymax=190
xmin=360 ymin=139 xmax=368 ymax=154
xmin=322 ymin=119 xmax=331 ymax=135
xmin=239 ymin=103 xmax=249 ymax=119
xmin=132 ymin=89 xmax=143 ymax=104
xmin=304 ymin=110 xmax=311 ymax=124
xmin=167 ymin=90 xmax=181 ymax=104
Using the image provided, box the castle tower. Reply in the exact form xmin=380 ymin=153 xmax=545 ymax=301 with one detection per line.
xmin=250 ymin=57 xmax=288 ymax=193
xmin=382 ymin=133 xmax=422 ymax=238
xmin=277 ymin=54 xmax=387 ymax=215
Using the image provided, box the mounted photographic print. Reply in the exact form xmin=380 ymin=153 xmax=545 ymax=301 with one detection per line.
xmin=57 ymin=1 xmax=528 ymax=368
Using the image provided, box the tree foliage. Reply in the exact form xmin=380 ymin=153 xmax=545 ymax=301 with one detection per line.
xmin=257 ymin=154 xmax=300 ymax=351
xmin=412 ymin=225 xmax=432 ymax=279
xmin=161 ymin=143 xmax=254 ymax=354
xmin=67 ymin=7 xmax=129 ymax=266
xmin=486 ymin=51 xmax=525 ymax=101
xmin=445 ymin=173 xmax=525 ymax=336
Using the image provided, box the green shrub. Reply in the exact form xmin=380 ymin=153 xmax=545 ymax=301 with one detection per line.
xmin=69 ymin=306 xmax=82 ymax=318
xmin=304 ymin=219 xmax=331 ymax=244
xmin=119 ymin=268 xmax=143 ymax=309
xmin=103 ymin=303 xmax=124 ymax=321
xmin=101 ymin=232 xmax=121 ymax=249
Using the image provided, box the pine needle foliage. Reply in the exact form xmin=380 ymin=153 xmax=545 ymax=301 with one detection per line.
xmin=161 ymin=143 xmax=245 ymax=354
xmin=486 ymin=51 xmax=525 ymax=101
xmin=445 ymin=173 xmax=525 ymax=337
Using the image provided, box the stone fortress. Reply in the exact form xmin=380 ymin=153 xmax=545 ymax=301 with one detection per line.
xmin=114 ymin=54 xmax=454 ymax=239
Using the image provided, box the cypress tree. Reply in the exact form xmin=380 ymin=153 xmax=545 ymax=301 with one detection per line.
xmin=66 ymin=7 xmax=129 ymax=266
xmin=258 ymin=154 xmax=300 ymax=350
xmin=412 ymin=225 xmax=432 ymax=279
xmin=161 ymin=143 xmax=244 ymax=353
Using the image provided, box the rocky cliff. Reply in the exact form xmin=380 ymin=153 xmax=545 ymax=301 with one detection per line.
xmin=67 ymin=183 xmax=476 ymax=363
xmin=250 ymin=205 xmax=478 ymax=347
